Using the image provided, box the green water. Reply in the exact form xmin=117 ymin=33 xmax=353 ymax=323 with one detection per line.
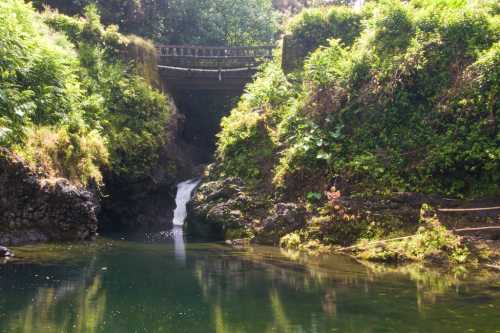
xmin=1 ymin=236 xmax=499 ymax=333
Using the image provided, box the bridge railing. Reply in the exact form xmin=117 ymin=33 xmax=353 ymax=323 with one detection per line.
xmin=156 ymin=45 xmax=274 ymax=69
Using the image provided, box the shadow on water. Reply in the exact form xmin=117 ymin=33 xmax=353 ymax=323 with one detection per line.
xmin=1 ymin=239 xmax=500 ymax=333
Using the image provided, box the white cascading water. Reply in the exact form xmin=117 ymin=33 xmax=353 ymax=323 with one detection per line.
xmin=173 ymin=178 xmax=201 ymax=226
xmin=172 ymin=178 xmax=201 ymax=263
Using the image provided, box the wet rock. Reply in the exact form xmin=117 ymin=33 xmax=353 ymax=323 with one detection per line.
xmin=0 ymin=148 xmax=98 ymax=245
xmin=187 ymin=177 xmax=257 ymax=238
xmin=187 ymin=175 xmax=308 ymax=244
xmin=0 ymin=246 xmax=13 ymax=257
xmin=225 ymin=238 xmax=250 ymax=247
xmin=256 ymin=203 xmax=306 ymax=244
xmin=98 ymin=125 xmax=189 ymax=232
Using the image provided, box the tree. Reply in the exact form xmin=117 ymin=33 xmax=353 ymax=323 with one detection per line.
xmin=33 ymin=0 xmax=278 ymax=46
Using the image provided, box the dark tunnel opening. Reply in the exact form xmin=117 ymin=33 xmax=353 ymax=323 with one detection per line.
xmin=172 ymin=89 xmax=242 ymax=165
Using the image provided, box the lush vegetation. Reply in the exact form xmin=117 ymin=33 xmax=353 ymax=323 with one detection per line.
xmin=219 ymin=0 xmax=499 ymax=197
xmin=33 ymin=0 xmax=279 ymax=46
xmin=0 ymin=0 xmax=175 ymax=186
xmin=282 ymin=4 xmax=362 ymax=71
xmin=214 ymin=0 xmax=499 ymax=259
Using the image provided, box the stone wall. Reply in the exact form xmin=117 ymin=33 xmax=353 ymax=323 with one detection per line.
xmin=281 ymin=34 xmax=306 ymax=73
xmin=0 ymin=148 xmax=98 ymax=245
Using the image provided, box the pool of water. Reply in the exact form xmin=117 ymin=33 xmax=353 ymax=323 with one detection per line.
xmin=0 ymin=235 xmax=499 ymax=333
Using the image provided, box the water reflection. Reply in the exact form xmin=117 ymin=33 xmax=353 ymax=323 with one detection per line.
xmin=172 ymin=226 xmax=187 ymax=264
xmin=1 ymin=241 xmax=499 ymax=333
xmin=2 ymin=265 xmax=106 ymax=333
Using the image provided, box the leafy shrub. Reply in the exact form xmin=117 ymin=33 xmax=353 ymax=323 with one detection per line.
xmin=1 ymin=0 xmax=175 ymax=186
xmin=283 ymin=5 xmax=362 ymax=71
xmin=104 ymin=74 xmax=173 ymax=180
xmin=358 ymin=205 xmax=471 ymax=264
xmin=216 ymin=63 xmax=296 ymax=183
xmin=0 ymin=0 xmax=82 ymax=144
xmin=367 ymin=0 xmax=415 ymax=56
xmin=217 ymin=109 xmax=274 ymax=182
xmin=279 ymin=232 xmax=302 ymax=249
xmin=286 ymin=5 xmax=362 ymax=50
xmin=271 ymin=0 xmax=500 ymax=197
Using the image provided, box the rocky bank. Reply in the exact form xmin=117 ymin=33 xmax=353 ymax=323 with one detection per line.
xmin=188 ymin=168 xmax=500 ymax=266
xmin=0 ymin=148 xmax=98 ymax=245
xmin=187 ymin=176 xmax=307 ymax=244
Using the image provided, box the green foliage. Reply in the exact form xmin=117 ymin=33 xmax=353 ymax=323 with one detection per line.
xmin=287 ymin=5 xmax=362 ymax=48
xmin=217 ymin=110 xmax=274 ymax=182
xmin=358 ymin=205 xmax=472 ymax=264
xmin=0 ymin=0 xmax=106 ymax=185
xmin=279 ymin=232 xmax=302 ymax=249
xmin=33 ymin=0 xmax=279 ymax=46
xmin=306 ymin=191 xmax=322 ymax=202
xmin=1 ymin=0 xmax=175 ymax=185
xmin=15 ymin=125 xmax=109 ymax=185
xmin=304 ymin=39 xmax=350 ymax=86
xmin=213 ymin=0 xmax=499 ymax=256
xmin=283 ymin=5 xmax=362 ymax=71
xmin=103 ymin=74 xmax=173 ymax=179
xmin=216 ymin=63 xmax=295 ymax=183
xmin=367 ymin=0 xmax=414 ymax=56
xmin=270 ymin=0 xmax=500 ymax=197
xmin=411 ymin=0 xmax=468 ymax=10
xmin=0 ymin=0 xmax=79 ymax=140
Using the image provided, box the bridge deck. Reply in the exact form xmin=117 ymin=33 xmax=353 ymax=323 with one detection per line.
xmin=157 ymin=45 xmax=273 ymax=68
xmin=157 ymin=45 xmax=274 ymax=90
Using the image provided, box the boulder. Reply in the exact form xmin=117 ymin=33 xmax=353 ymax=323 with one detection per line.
xmin=256 ymin=203 xmax=306 ymax=244
xmin=0 ymin=246 xmax=13 ymax=257
xmin=187 ymin=176 xmax=307 ymax=244
xmin=187 ymin=177 xmax=257 ymax=239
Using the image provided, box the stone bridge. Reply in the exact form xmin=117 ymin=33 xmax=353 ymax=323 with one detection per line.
xmin=156 ymin=45 xmax=273 ymax=91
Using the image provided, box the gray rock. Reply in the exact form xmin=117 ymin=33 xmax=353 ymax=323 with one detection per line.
xmin=256 ymin=203 xmax=306 ymax=244
xmin=0 ymin=246 xmax=13 ymax=257
xmin=186 ymin=177 xmax=254 ymax=238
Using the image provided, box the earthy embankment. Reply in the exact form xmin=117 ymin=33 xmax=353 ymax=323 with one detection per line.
xmin=0 ymin=148 xmax=98 ymax=246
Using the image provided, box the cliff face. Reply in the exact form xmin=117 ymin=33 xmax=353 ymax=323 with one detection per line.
xmin=0 ymin=148 xmax=98 ymax=245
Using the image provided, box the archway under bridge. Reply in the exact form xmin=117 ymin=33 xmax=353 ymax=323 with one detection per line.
xmin=156 ymin=45 xmax=274 ymax=163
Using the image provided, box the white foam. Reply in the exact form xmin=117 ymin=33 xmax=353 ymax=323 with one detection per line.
xmin=172 ymin=178 xmax=201 ymax=226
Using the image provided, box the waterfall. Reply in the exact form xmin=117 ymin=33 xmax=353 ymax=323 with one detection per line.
xmin=173 ymin=178 xmax=201 ymax=226
xmin=171 ymin=178 xmax=200 ymax=263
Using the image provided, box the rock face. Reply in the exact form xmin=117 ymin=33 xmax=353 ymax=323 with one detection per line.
xmin=98 ymin=122 xmax=194 ymax=232
xmin=187 ymin=177 xmax=306 ymax=244
xmin=187 ymin=177 xmax=257 ymax=239
xmin=0 ymin=148 xmax=98 ymax=245
xmin=256 ymin=203 xmax=306 ymax=244
xmin=187 ymin=168 xmax=500 ymax=249
xmin=99 ymin=178 xmax=177 ymax=233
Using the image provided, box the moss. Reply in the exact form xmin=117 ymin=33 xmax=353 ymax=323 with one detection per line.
xmin=279 ymin=232 xmax=302 ymax=249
